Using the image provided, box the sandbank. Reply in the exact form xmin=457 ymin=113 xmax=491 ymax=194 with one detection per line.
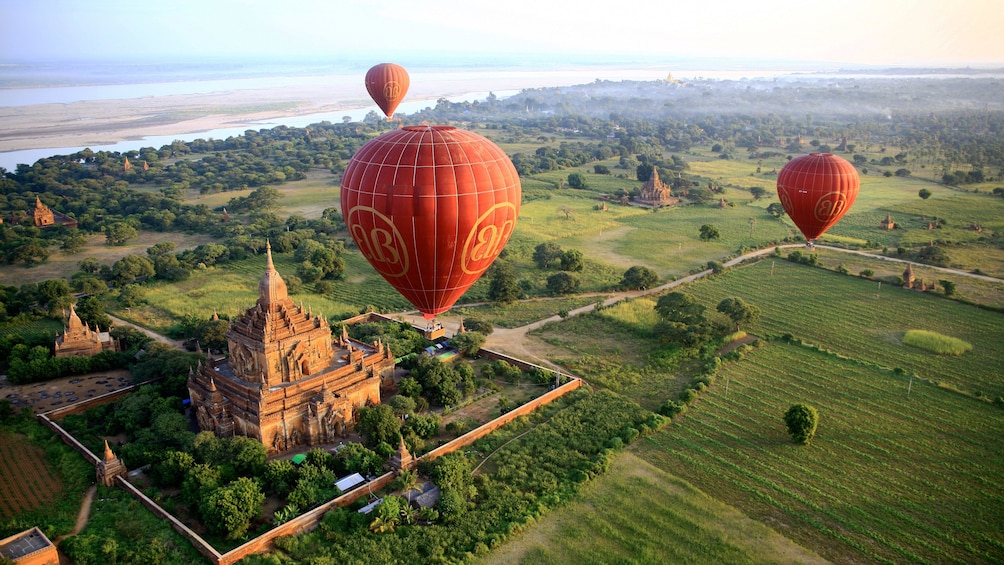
xmin=0 ymin=74 xmax=559 ymax=153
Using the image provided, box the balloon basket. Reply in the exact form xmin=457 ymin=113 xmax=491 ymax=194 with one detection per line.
xmin=422 ymin=319 xmax=446 ymax=340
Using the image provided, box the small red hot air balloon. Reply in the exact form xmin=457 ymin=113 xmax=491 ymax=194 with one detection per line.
xmin=776 ymin=153 xmax=859 ymax=243
xmin=341 ymin=125 xmax=521 ymax=319
xmin=365 ymin=63 xmax=410 ymax=118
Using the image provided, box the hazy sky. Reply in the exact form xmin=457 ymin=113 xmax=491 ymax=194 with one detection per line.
xmin=1 ymin=0 xmax=1002 ymax=67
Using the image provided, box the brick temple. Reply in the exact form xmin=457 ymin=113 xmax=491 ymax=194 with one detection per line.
xmin=637 ymin=168 xmax=679 ymax=207
xmin=54 ymin=303 xmax=120 ymax=358
xmin=187 ymin=243 xmax=394 ymax=453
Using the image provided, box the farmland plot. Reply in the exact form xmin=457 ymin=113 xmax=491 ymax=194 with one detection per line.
xmin=0 ymin=432 xmax=63 ymax=520
xmin=635 ymin=342 xmax=1004 ymax=564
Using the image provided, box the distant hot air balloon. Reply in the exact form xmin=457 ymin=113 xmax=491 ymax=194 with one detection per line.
xmin=341 ymin=125 xmax=521 ymax=319
xmin=365 ymin=63 xmax=410 ymax=118
xmin=776 ymin=153 xmax=859 ymax=243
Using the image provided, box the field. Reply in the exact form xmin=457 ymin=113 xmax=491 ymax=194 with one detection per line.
xmin=681 ymin=259 xmax=1004 ymax=400
xmin=0 ymin=317 xmax=63 ymax=341
xmin=635 ymin=342 xmax=1004 ymax=564
xmin=0 ymin=432 xmax=63 ymax=520
xmin=523 ymin=257 xmax=1004 ymax=564
xmin=480 ymin=452 xmax=827 ymax=565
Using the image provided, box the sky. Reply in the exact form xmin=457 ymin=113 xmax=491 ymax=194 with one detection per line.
xmin=1 ymin=0 xmax=1002 ymax=68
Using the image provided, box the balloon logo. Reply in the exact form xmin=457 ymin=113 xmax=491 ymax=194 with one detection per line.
xmin=365 ymin=63 xmax=410 ymax=118
xmin=341 ymin=126 xmax=521 ymax=319
xmin=776 ymin=153 xmax=859 ymax=242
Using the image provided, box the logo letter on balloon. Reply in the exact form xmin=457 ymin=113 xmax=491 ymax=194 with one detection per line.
xmin=814 ymin=192 xmax=848 ymax=223
xmin=347 ymin=206 xmax=409 ymax=277
xmin=462 ymin=203 xmax=517 ymax=274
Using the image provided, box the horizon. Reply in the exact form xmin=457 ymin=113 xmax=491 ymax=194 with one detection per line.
xmin=2 ymin=0 xmax=1002 ymax=69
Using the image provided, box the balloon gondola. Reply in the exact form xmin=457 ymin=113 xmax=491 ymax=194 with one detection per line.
xmin=776 ymin=153 xmax=859 ymax=245
xmin=341 ymin=125 xmax=521 ymax=320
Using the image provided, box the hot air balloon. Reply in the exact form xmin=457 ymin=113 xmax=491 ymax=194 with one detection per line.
xmin=365 ymin=63 xmax=410 ymax=119
xmin=341 ymin=125 xmax=521 ymax=319
xmin=776 ymin=153 xmax=859 ymax=244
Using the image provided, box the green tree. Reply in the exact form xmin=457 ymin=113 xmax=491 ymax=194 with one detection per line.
xmin=766 ymin=202 xmax=786 ymax=218
xmin=61 ymin=231 xmax=88 ymax=254
xmin=75 ymin=295 xmax=113 ymax=330
xmin=532 ymin=242 xmax=563 ymax=269
xmin=567 ymin=172 xmax=587 ymax=189
xmin=396 ymin=469 xmax=421 ymax=504
xmin=487 ymin=262 xmax=521 ymax=305
xmin=546 ymin=272 xmax=580 ymax=295
xmin=111 ymin=254 xmax=154 ymax=285
xmin=117 ymin=284 xmax=146 ymax=308
xmin=749 ymin=186 xmax=767 ymax=199
xmin=620 ymin=265 xmax=659 ymax=290
xmin=783 ymin=404 xmax=819 ymax=445
xmin=559 ymin=249 xmax=584 ymax=272
xmin=450 ymin=331 xmax=486 ymax=357
xmin=202 ymin=477 xmax=265 ymax=540
xmin=461 ymin=316 xmax=493 ymax=335
xmin=918 ymin=188 xmax=932 ymax=199
xmin=356 ymin=404 xmax=402 ymax=447
xmin=654 ymin=292 xmax=714 ymax=347
xmin=939 ymin=279 xmax=957 ymax=296
xmin=716 ymin=297 xmax=761 ymax=331
xmin=104 ymin=221 xmax=138 ymax=246
xmin=699 ymin=224 xmax=721 ymax=241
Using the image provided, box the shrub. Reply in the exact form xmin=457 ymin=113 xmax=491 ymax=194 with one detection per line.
xmin=783 ymin=404 xmax=819 ymax=445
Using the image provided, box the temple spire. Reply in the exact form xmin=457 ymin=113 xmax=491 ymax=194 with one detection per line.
xmin=258 ymin=240 xmax=289 ymax=308
xmin=103 ymin=440 xmax=115 ymax=461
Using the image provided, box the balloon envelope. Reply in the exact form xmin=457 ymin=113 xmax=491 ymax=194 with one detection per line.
xmin=341 ymin=126 xmax=521 ymax=319
xmin=776 ymin=153 xmax=859 ymax=242
xmin=365 ymin=63 xmax=410 ymax=118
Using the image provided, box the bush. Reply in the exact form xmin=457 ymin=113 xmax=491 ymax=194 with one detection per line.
xmin=783 ymin=404 xmax=818 ymax=445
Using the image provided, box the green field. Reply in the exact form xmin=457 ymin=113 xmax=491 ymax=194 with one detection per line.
xmin=524 ymin=258 xmax=1004 ymax=564
xmin=682 ymin=260 xmax=1004 ymax=400
xmin=635 ymin=342 xmax=1004 ymax=564
xmin=480 ymin=452 xmax=827 ymax=565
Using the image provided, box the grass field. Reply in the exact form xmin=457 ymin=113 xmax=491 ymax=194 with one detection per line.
xmin=681 ymin=260 xmax=1004 ymax=400
xmin=0 ymin=317 xmax=63 ymax=341
xmin=634 ymin=342 xmax=1004 ymax=564
xmin=479 ymin=452 xmax=827 ymax=565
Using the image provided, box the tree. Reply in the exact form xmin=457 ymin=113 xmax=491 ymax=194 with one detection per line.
xmin=918 ymin=188 xmax=932 ymax=199
xmin=61 ymin=231 xmax=88 ymax=254
xmin=396 ymin=469 xmax=421 ymax=504
xmin=559 ymin=249 xmax=584 ymax=272
xmin=202 ymin=477 xmax=265 ymax=540
xmin=766 ymin=202 xmax=786 ymax=218
xmin=895 ymin=168 xmax=911 ymax=177
xmin=487 ymin=262 xmax=521 ymax=305
xmin=356 ymin=405 xmax=401 ymax=447
xmin=749 ymin=186 xmax=767 ymax=199
xmin=593 ymin=164 xmax=610 ymax=174
xmin=654 ymin=292 xmax=714 ymax=347
xmin=557 ymin=205 xmax=575 ymax=220
xmin=546 ymin=272 xmax=580 ymax=295
xmin=620 ymin=266 xmax=659 ymax=290
xmin=75 ymin=296 xmax=113 ymax=330
xmin=716 ymin=297 xmax=761 ymax=331
xmin=532 ymin=242 xmax=563 ymax=269
xmin=450 ymin=331 xmax=486 ymax=357
xmin=783 ymin=404 xmax=819 ymax=445
xmin=699 ymin=224 xmax=721 ymax=241
xmin=567 ymin=172 xmax=587 ymax=189
xmin=461 ymin=316 xmax=493 ymax=335
xmin=111 ymin=254 xmax=154 ymax=285
xmin=104 ymin=221 xmax=138 ymax=246
xmin=939 ymin=279 xmax=957 ymax=297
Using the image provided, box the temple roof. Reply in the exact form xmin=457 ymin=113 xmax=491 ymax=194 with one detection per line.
xmin=67 ymin=303 xmax=84 ymax=331
xmin=258 ymin=242 xmax=289 ymax=310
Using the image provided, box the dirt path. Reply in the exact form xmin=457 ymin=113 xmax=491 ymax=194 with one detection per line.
xmin=107 ymin=313 xmax=186 ymax=349
xmin=54 ymin=484 xmax=96 ymax=543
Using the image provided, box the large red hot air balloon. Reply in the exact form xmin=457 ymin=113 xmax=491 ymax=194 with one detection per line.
xmin=365 ymin=63 xmax=410 ymax=118
xmin=341 ymin=125 xmax=521 ymax=319
xmin=776 ymin=153 xmax=859 ymax=243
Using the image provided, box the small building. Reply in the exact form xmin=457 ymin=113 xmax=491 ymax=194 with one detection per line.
xmin=411 ymin=482 xmax=441 ymax=509
xmin=636 ymin=169 xmax=679 ymax=207
xmin=335 ymin=472 xmax=366 ymax=493
xmin=0 ymin=527 xmax=58 ymax=565
xmin=902 ymin=264 xmax=916 ymax=288
xmin=54 ymin=304 xmax=120 ymax=358
xmin=880 ymin=214 xmax=896 ymax=230
xmin=96 ymin=441 xmax=128 ymax=487
xmin=31 ymin=196 xmax=78 ymax=229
